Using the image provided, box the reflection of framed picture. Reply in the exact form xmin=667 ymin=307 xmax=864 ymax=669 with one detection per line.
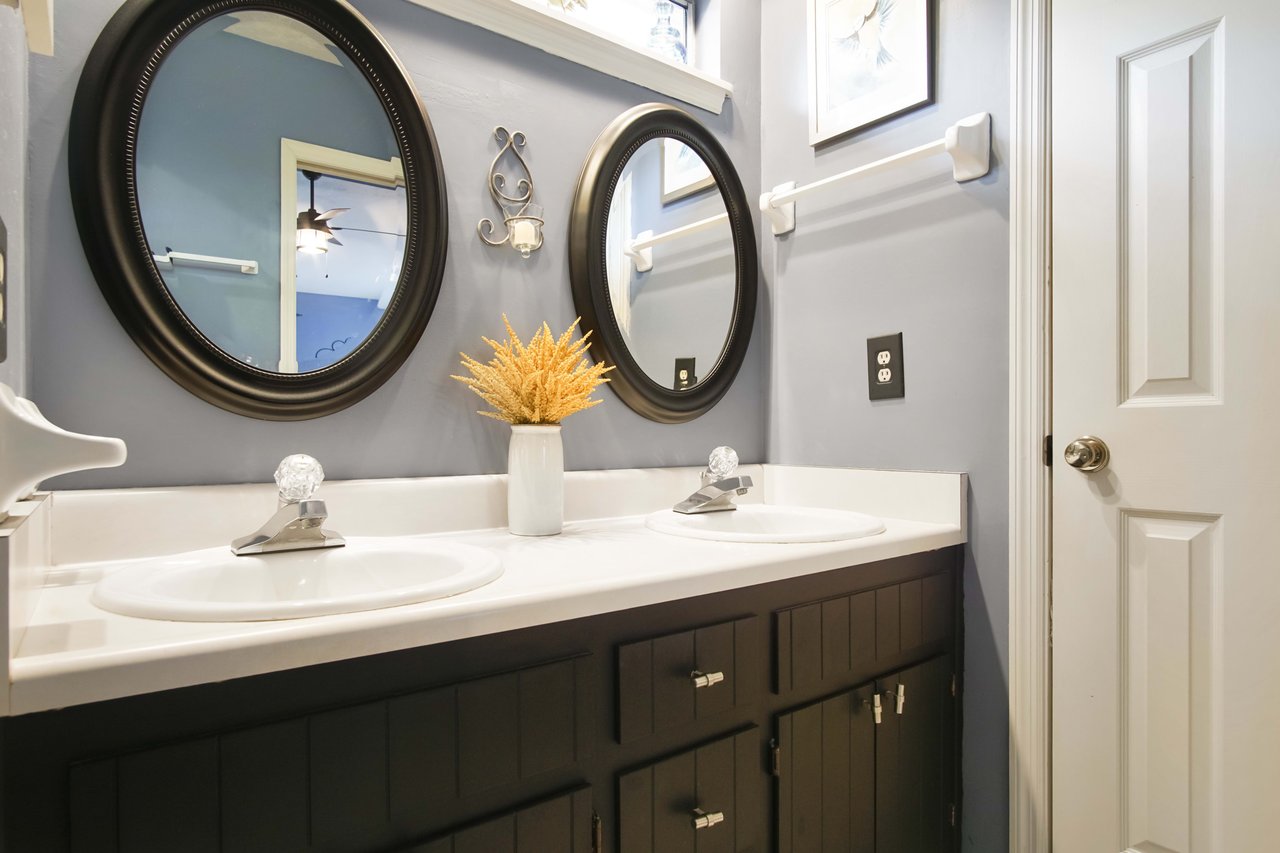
xmin=808 ymin=0 xmax=934 ymax=145
xmin=660 ymin=138 xmax=715 ymax=204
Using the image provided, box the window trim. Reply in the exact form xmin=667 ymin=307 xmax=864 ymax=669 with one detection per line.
xmin=402 ymin=0 xmax=733 ymax=114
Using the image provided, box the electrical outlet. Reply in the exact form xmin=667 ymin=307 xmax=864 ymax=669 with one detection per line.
xmin=867 ymin=333 xmax=904 ymax=400
xmin=674 ymin=357 xmax=697 ymax=391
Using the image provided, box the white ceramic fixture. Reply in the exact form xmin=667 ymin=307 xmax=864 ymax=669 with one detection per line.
xmin=645 ymin=504 xmax=886 ymax=544
xmin=91 ymin=537 xmax=503 ymax=622
xmin=507 ymin=424 xmax=564 ymax=536
xmin=0 ymin=383 xmax=127 ymax=518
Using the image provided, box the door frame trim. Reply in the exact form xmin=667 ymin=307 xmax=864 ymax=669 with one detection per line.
xmin=1008 ymin=0 xmax=1052 ymax=850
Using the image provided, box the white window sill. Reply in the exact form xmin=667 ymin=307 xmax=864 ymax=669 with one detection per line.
xmin=403 ymin=0 xmax=733 ymax=114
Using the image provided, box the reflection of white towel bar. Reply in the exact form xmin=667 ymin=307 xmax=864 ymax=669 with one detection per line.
xmin=759 ymin=112 xmax=992 ymax=237
xmin=152 ymin=251 xmax=259 ymax=275
xmin=624 ymin=212 xmax=729 ymax=272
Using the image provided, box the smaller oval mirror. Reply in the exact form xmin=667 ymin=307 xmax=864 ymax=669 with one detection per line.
xmin=570 ymin=105 xmax=757 ymax=423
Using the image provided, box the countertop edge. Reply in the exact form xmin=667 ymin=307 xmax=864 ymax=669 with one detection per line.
xmin=9 ymin=522 xmax=964 ymax=715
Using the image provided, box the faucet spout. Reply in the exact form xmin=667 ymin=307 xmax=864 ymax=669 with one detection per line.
xmin=231 ymin=499 xmax=345 ymax=555
xmin=673 ymin=475 xmax=754 ymax=515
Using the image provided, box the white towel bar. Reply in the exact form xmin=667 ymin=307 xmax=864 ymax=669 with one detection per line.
xmin=759 ymin=112 xmax=992 ymax=237
xmin=624 ymin=212 xmax=730 ymax=272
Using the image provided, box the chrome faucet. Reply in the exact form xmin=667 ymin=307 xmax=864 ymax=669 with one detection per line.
xmin=231 ymin=454 xmax=346 ymax=556
xmin=673 ymin=446 xmax=754 ymax=514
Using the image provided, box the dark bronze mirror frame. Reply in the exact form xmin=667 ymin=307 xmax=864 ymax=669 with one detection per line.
xmin=69 ymin=0 xmax=448 ymax=420
xmin=569 ymin=104 xmax=758 ymax=424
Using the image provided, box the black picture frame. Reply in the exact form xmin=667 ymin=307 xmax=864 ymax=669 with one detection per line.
xmin=68 ymin=0 xmax=449 ymax=420
xmin=568 ymin=104 xmax=758 ymax=424
xmin=807 ymin=0 xmax=937 ymax=145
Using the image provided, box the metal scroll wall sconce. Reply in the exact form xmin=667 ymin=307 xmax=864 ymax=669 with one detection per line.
xmin=477 ymin=127 xmax=544 ymax=259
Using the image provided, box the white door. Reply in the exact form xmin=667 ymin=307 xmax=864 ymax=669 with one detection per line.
xmin=1052 ymin=2 xmax=1280 ymax=852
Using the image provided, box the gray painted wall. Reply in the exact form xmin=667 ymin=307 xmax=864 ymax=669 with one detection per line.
xmin=0 ymin=5 xmax=27 ymax=395
xmin=759 ymin=1 xmax=1010 ymax=851
xmin=27 ymin=0 xmax=764 ymax=489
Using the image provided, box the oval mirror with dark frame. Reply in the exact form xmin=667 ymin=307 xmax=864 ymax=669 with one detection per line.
xmin=569 ymin=104 xmax=758 ymax=424
xmin=69 ymin=0 xmax=448 ymax=420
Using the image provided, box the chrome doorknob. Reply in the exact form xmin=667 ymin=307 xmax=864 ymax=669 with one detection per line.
xmin=1063 ymin=436 xmax=1110 ymax=472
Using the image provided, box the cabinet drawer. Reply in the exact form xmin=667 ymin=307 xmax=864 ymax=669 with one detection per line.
xmin=403 ymin=786 xmax=594 ymax=853
xmin=617 ymin=616 xmax=759 ymax=744
xmin=618 ymin=727 xmax=764 ymax=853
xmin=69 ymin=655 xmax=596 ymax=853
xmin=775 ymin=572 xmax=952 ymax=694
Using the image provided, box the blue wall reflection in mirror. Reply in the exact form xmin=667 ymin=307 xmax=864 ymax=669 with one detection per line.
xmin=135 ymin=10 xmax=405 ymax=373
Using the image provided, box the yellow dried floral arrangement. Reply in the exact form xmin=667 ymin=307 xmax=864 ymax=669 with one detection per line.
xmin=452 ymin=315 xmax=613 ymax=425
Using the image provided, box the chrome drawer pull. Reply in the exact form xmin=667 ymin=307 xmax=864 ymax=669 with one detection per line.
xmin=691 ymin=808 xmax=726 ymax=830
xmin=690 ymin=670 xmax=725 ymax=689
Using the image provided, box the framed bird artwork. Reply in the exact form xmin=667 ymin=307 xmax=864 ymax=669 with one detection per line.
xmin=807 ymin=0 xmax=935 ymax=144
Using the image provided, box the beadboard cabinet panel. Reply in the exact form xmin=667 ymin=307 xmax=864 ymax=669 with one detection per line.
xmin=66 ymin=656 xmax=595 ymax=853
xmin=774 ymin=572 xmax=953 ymax=695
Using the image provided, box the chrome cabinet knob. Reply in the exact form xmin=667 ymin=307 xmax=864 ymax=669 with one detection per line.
xmin=691 ymin=670 xmax=725 ymax=689
xmin=691 ymin=808 xmax=725 ymax=830
xmin=1063 ymin=436 xmax=1110 ymax=472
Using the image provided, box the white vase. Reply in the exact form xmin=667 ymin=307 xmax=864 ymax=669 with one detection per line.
xmin=507 ymin=424 xmax=564 ymax=536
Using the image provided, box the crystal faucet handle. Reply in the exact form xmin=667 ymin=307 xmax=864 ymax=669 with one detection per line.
xmin=708 ymin=446 xmax=739 ymax=479
xmin=275 ymin=454 xmax=325 ymax=504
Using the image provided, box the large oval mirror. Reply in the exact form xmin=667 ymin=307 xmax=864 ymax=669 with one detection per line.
xmin=570 ymin=104 xmax=757 ymax=423
xmin=70 ymin=0 xmax=448 ymax=420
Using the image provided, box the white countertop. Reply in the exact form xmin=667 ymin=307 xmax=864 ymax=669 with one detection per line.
xmin=2 ymin=465 xmax=966 ymax=715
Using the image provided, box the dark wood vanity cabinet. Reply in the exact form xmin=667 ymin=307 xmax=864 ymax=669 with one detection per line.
xmin=0 ymin=547 xmax=961 ymax=853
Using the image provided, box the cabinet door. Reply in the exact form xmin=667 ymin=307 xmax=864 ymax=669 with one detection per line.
xmin=773 ymin=656 xmax=956 ymax=853
xmin=875 ymin=655 xmax=955 ymax=853
xmin=775 ymin=684 xmax=876 ymax=853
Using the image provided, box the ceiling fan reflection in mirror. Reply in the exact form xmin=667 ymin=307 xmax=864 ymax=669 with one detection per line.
xmin=296 ymin=170 xmax=349 ymax=254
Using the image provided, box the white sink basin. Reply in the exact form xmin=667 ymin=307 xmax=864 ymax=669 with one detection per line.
xmin=91 ymin=537 xmax=503 ymax=622
xmin=645 ymin=505 xmax=886 ymax=544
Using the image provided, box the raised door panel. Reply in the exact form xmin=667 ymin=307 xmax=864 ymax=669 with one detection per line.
xmin=618 ymin=727 xmax=763 ymax=853
xmin=775 ymin=684 xmax=876 ymax=853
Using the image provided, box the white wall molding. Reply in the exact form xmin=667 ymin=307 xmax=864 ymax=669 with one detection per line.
xmin=1008 ymin=0 xmax=1052 ymax=851
xmin=402 ymin=0 xmax=732 ymax=114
